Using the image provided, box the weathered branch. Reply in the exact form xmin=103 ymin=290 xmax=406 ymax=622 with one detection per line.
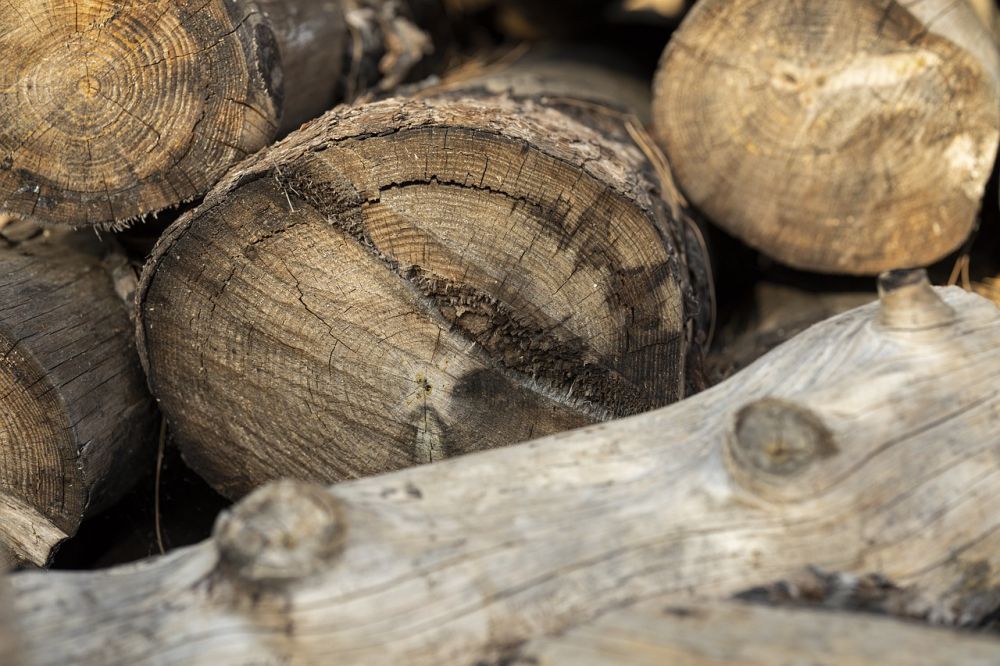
xmin=654 ymin=0 xmax=1000 ymax=274
xmin=0 ymin=0 xmax=444 ymax=228
xmin=136 ymin=50 xmax=710 ymax=498
xmin=513 ymin=600 xmax=1000 ymax=665
xmin=0 ymin=228 xmax=157 ymax=566
xmin=10 ymin=271 xmax=1000 ymax=664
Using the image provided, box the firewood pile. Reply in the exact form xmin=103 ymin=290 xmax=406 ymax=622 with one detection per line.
xmin=2 ymin=0 xmax=1000 ymax=663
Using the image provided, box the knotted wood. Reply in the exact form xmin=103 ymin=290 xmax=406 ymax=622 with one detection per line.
xmin=0 ymin=0 xmax=442 ymax=228
xmin=654 ymin=0 xmax=1000 ymax=274
xmin=0 ymin=227 xmax=156 ymax=566
xmin=10 ymin=274 xmax=1000 ymax=664
xmin=137 ymin=52 xmax=710 ymax=499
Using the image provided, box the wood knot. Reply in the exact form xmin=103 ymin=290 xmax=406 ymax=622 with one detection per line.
xmin=877 ymin=269 xmax=955 ymax=330
xmin=728 ymin=398 xmax=837 ymax=479
xmin=214 ymin=480 xmax=346 ymax=585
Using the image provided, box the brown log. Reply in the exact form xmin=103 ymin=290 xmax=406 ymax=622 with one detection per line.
xmin=0 ymin=225 xmax=157 ymax=566
xmin=0 ymin=0 xmax=444 ymax=228
xmin=136 ymin=50 xmax=711 ymax=499
xmin=513 ymin=600 xmax=1000 ymax=665
xmin=10 ymin=271 xmax=1000 ymax=664
xmin=654 ymin=0 xmax=1000 ymax=274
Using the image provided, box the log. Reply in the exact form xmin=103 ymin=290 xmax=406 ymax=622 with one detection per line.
xmin=137 ymin=51 xmax=711 ymax=499
xmin=708 ymin=279 xmax=875 ymax=382
xmin=512 ymin=600 xmax=1000 ymax=665
xmin=11 ymin=270 xmax=1000 ymax=664
xmin=654 ymin=0 xmax=1000 ymax=274
xmin=0 ymin=0 xmax=443 ymax=228
xmin=0 ymin=226 xmax=157 ymax=566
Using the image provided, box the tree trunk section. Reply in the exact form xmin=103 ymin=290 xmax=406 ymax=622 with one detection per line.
xmin=137 ymin=50 xmax=711 ymax=499
xmin=11 ymin=271 xmax=1000 ymax=664
xmin=0 ymin=0 xmax=443 ymax=228
xmin=654 ymin=0 xmax=1000 ymax=274
xmin=0 ymin=228 xmax=157 ymax=566
xmin=513 ymin=600 xmax=1000 ymax=665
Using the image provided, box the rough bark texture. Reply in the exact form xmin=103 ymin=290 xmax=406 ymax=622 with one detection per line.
xmin=654 ymin=0 xmax=1000 ymax=274
xmin=0 ymin=227 xmax=157 ymax=566
xmin=137 ymin=53 xmax=710 ymax=499
xmin=513 ymin=600 xmax=1000 ymax=665
xmin=11 ymin=273 xmax=1000 ymax=664
xmin=0 ymin=0 xmax=442 ymax=228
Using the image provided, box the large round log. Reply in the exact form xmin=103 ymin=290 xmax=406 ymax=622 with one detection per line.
xmin=0 ymin=227 xmax=157 ymax=566
xmin=654 ymin=0 xmax=1000 ymax=274
xmin=10 ymin=273 xmax=1000 ymax=664
xmin=0 ymin=0 xmax=443 ymax=228
xmin=137 ymin=52 xmax=711 ymax=499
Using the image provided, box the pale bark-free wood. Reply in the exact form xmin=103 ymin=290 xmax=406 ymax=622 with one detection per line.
xmin=11 ymin=274 xmax=1000 ymax=664
xmin=0 ymin=0 xmax=442 ymax=228
xmin=514 ymin=601 xmax=1000 ymax=665
xmin=0 ymin=228 xmax=157 ymax=566
xmin=137 ymin=53 xmax=710 ymax=499
xmin=654 ymin=0 xmax=1000 ymax=274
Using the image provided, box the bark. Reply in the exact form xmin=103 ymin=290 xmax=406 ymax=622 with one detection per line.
xmin=654 ymin=0 xmax=1000 ymax=274
xmin=0 ymin=0 xmax=444 ymax=228
xmin=11 ymin=271 xmax=1000 ymax=664
xmin=0 ymin=227 xmax=157 ymax=566
xmin=136 ymin=51 xmax=710 ymax=499
xmin=512 ymin=600 xmax=1000 ymax=665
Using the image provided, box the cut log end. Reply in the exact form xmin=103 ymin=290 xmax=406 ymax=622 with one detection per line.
xmin=139 ymin=88 xmax=705 ymax=498
xmin=654 ymin=0 xmax=1000 ymax=274
xmin=0 ymin=0 xmax=280 ymax=228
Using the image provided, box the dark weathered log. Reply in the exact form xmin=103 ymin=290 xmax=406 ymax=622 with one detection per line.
xmin=0 ymin=226 xmax=157 ymax=566
xmin=513 ymin=600 xmax=1000 ymax=665
xmin=0 ymin=0 xmax=444 ymax=228
xmin=654 ymin=0 xmax=1000 ymax=274
xmin=10 ymin=272 xmax=1000 ymax=664
xmin=137 ymin=51 xmax=710 ymax=499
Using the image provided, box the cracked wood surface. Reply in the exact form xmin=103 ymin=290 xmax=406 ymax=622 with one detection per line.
xmin=137 ymin=53 xmax=710 ymax=499
xmin=0 ymin=0 xmax=443 ymax=228
xmin=654 ymin=0 xmax=1000 ymax=274
xmin=0 ymin=229 xmax=156 ymax=566
xmin=12 ymin=275 xmax=1000 ymax=664
xmin=513 ymin=600 xmax=1000 ymax=665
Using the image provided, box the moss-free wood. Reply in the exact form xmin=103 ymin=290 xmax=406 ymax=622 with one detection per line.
xmin=10 ymin=273 xmax=1000 ymax=664
xmin=137 ymin=53 xmax=710 ymax=499
xmin=654 ymin=0 xmax=1000 ymax=274
xmin=0 ymin=0 xmax=442 ymax=228
xmin=515 ymin=601 xmax=1000 ymax=665
xmin=0 ymin=228 xmax=156 ymax=566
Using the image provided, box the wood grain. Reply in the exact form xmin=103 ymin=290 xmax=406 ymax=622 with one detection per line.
xmin=654 ymin=0 xmax=1000 ymax=274
xmin=137 ymin=53 xmax=710 ymax=498
xmin=0 ymin=0 xmax=441 ymax=228
xmin=11 ymin=273 xmax=1000 ymax=664
xmin=0 ymin=229 xmax=156 ymax=566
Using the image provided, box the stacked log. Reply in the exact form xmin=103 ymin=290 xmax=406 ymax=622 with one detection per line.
xmin=654 ymin=0 xmax=1000 ymax=274
xmin=0 ymin=0 xmax=445 ymax=228
xmin=136 ymin=50 xmax=711 ymax=499
xmin=0 ymin=225 xmax=156 ymax=566
xmin=8 ymin=272 xmax=1000 ymax=663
